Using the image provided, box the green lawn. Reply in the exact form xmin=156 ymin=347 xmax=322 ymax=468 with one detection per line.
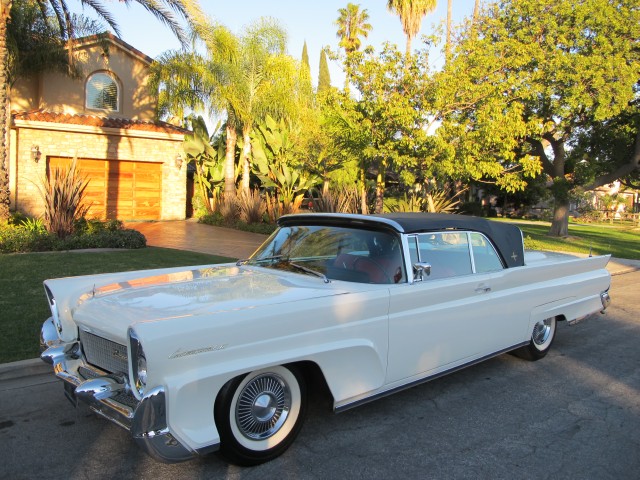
xmin=0 ymin=248 xmax=232 ymax=364
xmin=511 ymin=220 xmax=640 ymax=260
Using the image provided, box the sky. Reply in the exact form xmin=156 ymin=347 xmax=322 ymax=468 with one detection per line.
xmin=81 ymin=0 xmax=478 ymax=87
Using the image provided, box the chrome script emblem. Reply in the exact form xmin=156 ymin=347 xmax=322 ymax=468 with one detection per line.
xmin=112 ymin=348 xmax=127 ymax=361
xmin=169 ymin=345 xmax=227 ymax=360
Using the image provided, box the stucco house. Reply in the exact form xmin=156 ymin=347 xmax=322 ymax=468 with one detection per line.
xmin=8 ymin=33 xmax=188 ymax=221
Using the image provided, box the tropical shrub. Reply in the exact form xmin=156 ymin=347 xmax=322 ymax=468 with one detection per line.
xmin=183 ymin=116 xmax=226 ymax=214
xmin=218 ymin=195 xmax=239 ymax=224
xmin=198 ymin=211 xmax=224 ymax=227
xmin=386 ymin=189 xmax=463 ymax=214
xmin=252 ymin=115 xmax=320 ymax=215
xmin=310 ymin=186 xmax=359 ymax=213
xmin=238 ymin=189 xmax=266 ymax=224
xmin=39 ymin=158 xmax=90 ymax=238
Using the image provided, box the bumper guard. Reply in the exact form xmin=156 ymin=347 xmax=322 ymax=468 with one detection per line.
xmin=39 ymin=317 xmax=206 ymax=462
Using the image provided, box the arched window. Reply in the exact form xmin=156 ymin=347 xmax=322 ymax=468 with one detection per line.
xmin=86 ymin=72 xmax=119 ymax=112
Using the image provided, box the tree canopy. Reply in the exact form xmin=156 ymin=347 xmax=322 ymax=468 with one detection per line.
xmin=433 ymin=0 xmax=640 ymax=235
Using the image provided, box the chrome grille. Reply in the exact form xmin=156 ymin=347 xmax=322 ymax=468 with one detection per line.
xmin=79 ymin=330 xmax=128 ymax=374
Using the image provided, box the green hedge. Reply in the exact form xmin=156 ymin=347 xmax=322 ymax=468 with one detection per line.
xmin=0 ymin=221 xmax=146 ymax=253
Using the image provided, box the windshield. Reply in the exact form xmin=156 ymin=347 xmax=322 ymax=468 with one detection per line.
xmin=247 ymin=225 xmax=406 ymax=284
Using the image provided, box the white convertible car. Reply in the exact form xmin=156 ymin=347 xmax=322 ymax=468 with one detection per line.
xmin=40 ymin=213 xmax=611 ymax=465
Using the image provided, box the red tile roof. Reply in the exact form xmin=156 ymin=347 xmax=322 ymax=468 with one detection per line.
xmin=12 ymin=110 xmax=189 ymax=135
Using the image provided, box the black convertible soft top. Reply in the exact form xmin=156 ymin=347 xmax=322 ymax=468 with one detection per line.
xmin=278 ymin=212 xmax=525 ymax=268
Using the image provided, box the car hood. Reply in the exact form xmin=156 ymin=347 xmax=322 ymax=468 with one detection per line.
xmin=67 ymin=265 xmax=351 ymax=344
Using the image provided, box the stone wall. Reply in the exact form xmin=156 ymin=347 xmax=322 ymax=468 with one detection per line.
xmin=12 ymin=124 xmax=186 ymax=220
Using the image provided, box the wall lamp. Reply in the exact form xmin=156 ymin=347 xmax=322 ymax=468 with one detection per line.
xmin=31 ymin=145 xmax=41 ymax=163
xmin=175 ymin=153 xmax=183 ymax=170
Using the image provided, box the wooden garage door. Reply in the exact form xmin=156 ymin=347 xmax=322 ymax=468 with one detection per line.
xmin=49 ymin=157 xmax=162 ymax=220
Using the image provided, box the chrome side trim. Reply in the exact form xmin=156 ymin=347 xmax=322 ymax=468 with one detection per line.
xmin=334 ymin=342 xmax=529 ymax=413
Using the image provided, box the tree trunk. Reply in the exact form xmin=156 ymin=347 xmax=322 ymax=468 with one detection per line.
xmin=549 ymin=199 xmax=570 ymax=237
xmin=241 ymin=127 xmax=251 ymax=195
xmin=359 ymin=165 xmax=368 ymax=214
xmin=374 ymin=160 xmax=386 ymax=214
xmin=0 ymin=1 xmax=13 ymax=220
xmin=445 ymin=0 xmax=452 ymax=64
xmin=224 ymin=124 xmax=237 ymax=199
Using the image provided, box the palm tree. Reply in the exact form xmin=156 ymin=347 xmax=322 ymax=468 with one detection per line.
xmin=203 ymin=19 xmax=299 ymax=195
xmin=335 ymin=3 xmax=372 ymax=54
xmin=445 ymin=0 xmax=451 ymax=63
xmin=387 ymin=0 xmax=437 ymax=57
xmin=1 ymin=0 xmax=14 ymax=219
xmin=0 ymin=0 xmax=203 ymax=220
xmin=153 ymin=18 xmax=302 ymax=198
xmin=335 ymin=3 xmax=372 ymax=92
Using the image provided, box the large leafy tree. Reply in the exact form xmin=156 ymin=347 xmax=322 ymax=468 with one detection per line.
xmin=0 ymin=0 xmax=202 ymax=220
xmin=327 ymin=44 xmax=433 ymax=214
xmin=435 ymin=0 xmax=640 ymax=236
xmin=387 ymin=0 xmax=436 ymax=57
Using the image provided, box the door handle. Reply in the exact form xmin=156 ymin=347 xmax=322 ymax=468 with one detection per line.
xmin=475 ymin=285 xmax=491 ymax=293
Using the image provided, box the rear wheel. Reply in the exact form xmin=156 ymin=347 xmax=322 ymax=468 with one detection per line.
xmin=215 ymin=365 xmax=307 ymax=466
xmin=513 ymin=316 xmax=557 ymax=361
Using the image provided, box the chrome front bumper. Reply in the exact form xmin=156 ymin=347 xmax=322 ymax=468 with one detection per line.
xmin=40 ymin=317 xmax=206 ymax=462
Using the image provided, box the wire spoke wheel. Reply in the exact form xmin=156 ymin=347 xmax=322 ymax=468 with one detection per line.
xmin=235 ymin=373 xmax=291 ymax=440
xmin=216 ymin=365 xmax=307 ymax=466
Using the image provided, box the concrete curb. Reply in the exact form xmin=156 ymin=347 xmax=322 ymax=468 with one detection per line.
xmin=0 ymin=357 xmax=50 ymax=382
xmin=608 ymin=257 xmax=640 ymax=276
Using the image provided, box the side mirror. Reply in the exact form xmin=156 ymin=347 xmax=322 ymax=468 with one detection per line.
xmin=413 ymin=262 xmax=431 ymax=281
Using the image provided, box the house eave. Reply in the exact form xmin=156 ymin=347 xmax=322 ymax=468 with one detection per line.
xmin=12 ymin=119 xmax=185 ymax=141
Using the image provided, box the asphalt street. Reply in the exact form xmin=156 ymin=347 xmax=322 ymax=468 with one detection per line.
xmin=1 ymin=270 xmax=638 ymax=480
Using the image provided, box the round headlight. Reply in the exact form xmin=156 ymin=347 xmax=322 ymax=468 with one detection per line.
xmin=136 ymin=353 xmax=148 ymax=391
xmin=129 ymin=328 xmax=148 ymax=397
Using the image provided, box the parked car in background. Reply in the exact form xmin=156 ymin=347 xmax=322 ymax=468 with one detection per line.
xmin=40 ymin=213 xmax=611 ymax=465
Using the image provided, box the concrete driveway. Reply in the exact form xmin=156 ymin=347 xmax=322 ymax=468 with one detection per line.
xmin=125 ymin=219 xmax=268 ymax=260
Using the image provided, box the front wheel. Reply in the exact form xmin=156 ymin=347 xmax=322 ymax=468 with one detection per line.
xmin=512 ymin=316 xmax=557 ymax=361
xmin=214 ymin=365 xmax=307 ymax=466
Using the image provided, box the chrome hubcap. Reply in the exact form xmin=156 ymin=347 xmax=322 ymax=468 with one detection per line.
xmin=532 ymin=318 xmax=553 ymax=346
xmin=236 ymin=373 xmax=291 ymax=440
